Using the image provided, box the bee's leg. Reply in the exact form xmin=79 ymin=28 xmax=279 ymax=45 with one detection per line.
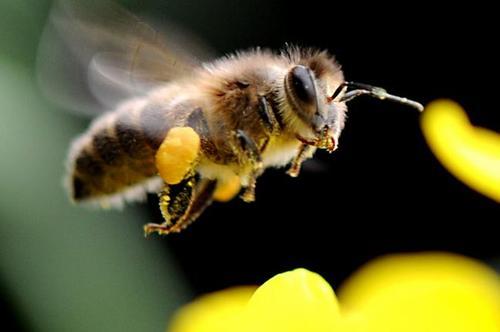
xmin=257 ymin=96 xmax=281 ymax=135
xmin=233 ymin=130 xmax=263 ymax=203
xmin=144 ymin=176 xmax=217 ymax=236
xmin=155 ymin=126 xmax=201 ymax=186
xmin=287 ymin=144 xmax=314 ymax=177
xmin=144 ymin=125 xmax=216 ymax=236
xmin=143 ymin=175 xmax=195 ymax=236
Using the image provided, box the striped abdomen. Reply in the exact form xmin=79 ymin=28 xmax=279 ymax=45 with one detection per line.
xmin=67 ymin=98 xmax=194 ymax=204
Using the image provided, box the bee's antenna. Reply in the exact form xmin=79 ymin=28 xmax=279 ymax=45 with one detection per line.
xmin=331 ymin=81 xmax=424 ymax=112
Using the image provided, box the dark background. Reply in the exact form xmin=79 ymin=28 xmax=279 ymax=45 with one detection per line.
xmin=1 ymin=1 xmax=498 ymax=331
xmin=137 ymin=0 xmax=500 ymax=291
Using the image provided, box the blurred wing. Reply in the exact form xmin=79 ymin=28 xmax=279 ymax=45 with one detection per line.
xmin=37 ymin=0 xmax=213 ymax=117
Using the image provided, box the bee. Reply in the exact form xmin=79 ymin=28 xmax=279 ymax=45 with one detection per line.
xmin=39 ymin=0 xmax=423 ymax=236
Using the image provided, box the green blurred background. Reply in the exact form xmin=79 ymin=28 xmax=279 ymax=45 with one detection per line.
xmin=0 ymin=1 xmax=189 ymax=331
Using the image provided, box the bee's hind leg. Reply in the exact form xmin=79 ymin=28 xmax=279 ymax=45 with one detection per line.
xmin=145 ymin=125 xmax=216 ymax=236
xmin=144 ymin=175 xmax=217 ymax=236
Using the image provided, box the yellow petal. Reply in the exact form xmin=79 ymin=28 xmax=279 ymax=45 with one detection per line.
xmin=338 ymin=252 xmax=500 ymax=332
xmin=243 ymin=268 xmax=341 ymax=332
xmin=168 ymin=286 xmax=257 ymax=332
xmin=156 ymin=127 xmax=200 ymax=185
xmin=421 ymin=100 xmax=500 ymax=202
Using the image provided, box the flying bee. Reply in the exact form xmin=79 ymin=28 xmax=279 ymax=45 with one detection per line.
xmin=38 ymin=0 xmax=423 ymax=236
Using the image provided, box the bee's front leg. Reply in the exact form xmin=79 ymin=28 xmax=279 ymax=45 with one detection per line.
xmin=231 ymin=129 xmax=263 ymax=203
xmin=287 ymin=144 xmax=315 ymax=177
xmin=288 ymin=126 xmax=333 ymax=177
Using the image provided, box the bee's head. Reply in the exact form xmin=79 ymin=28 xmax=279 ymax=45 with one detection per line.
xmin=282 ymin=48 xmax=423 ymax=151
xmin=283 ymin=54 xmax=346 ymax=151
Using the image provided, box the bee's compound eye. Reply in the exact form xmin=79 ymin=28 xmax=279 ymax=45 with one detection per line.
xmin=289 ymin=65 xmax=316 ymax=104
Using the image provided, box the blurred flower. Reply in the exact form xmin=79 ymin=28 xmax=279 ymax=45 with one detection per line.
xmin=168 ymin=286 xmax=257 ymax=332
xmin=338 ymin=253 xmax=500 ymax=332
xmin=169 ymin=269 xmax=342 ymax=332
xmin=421 ymin=100 xmax=500 ymax=202
xmin=243 ymin=268 xmax=341 ymax=332
xmin=168 ymin=253 xmax=500 ymax=332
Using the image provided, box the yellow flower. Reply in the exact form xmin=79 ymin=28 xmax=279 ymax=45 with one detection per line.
xmin=421 ymin=100 xmax=500 ymax=202
xmin=244 ymin=268 xmax=341 ymax=332
xmin=168 ymin=286 xmax=257 ymax=332
xmin=338 ymin=253 xmax=500 ymax=332
xmin=168 ymin=253 xmax=500 ymax=332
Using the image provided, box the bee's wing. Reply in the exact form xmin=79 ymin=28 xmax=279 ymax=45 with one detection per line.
xmin=37 ymin=0 xmax=214 ymax=117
